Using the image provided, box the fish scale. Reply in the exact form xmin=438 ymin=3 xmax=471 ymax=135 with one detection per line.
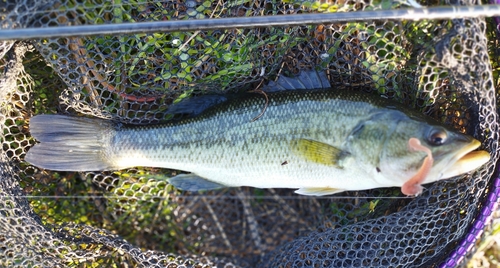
xmin=110 ymin=92 xmax=367 ymax=167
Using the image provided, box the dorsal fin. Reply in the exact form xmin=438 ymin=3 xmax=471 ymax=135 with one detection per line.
xmin=167 ymin=70 xmax=331 ymax=117
xmin=166 ymin=94 xmax=228 ymax=118
xmin=263 ymin=70 xmax=331 ymax=92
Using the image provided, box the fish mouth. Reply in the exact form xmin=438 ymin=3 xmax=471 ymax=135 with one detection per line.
xmin=441 ymin=139 xmax=490 ymax=179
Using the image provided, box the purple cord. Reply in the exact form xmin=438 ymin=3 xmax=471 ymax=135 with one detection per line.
xmin=442 ymin=5 xmax=500 ymax=264
xmin=492 ymin=0 xmax=500 ymax=33
xmin=442 ymin=3 xmax=500 ymax=265
xmin=440 ymin=173 xmax=500 ymax=267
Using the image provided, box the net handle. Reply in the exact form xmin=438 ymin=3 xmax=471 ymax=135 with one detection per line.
xmin=2 ymin=5 xmax=500 ymax=41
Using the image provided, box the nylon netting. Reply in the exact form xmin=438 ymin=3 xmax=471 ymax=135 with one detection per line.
xmin=1 ymin=0 xmax=499 ymax=267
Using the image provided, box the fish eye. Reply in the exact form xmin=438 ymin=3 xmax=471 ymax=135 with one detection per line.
xmin=427 ymin=128 xmax=448 ymax=146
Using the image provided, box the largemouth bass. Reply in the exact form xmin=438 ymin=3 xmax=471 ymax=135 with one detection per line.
xmin=25 ymin=71 xmax=490 ymax=196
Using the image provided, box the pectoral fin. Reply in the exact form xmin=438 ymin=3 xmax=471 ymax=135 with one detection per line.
xmin=295 ymin=187 xmax=345 ymax=196
xmin=168 ymin=173 xmax=227 ymax=192
xmin=290 ymin=139 xmax=348 ymax=167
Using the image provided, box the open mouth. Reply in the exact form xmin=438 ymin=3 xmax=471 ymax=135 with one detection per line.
xmin=441 ymin=139 xmax=490 ymax=179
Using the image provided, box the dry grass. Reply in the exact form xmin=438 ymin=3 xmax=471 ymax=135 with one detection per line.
xmin=468 ymin=210 xmax=500 ymax=268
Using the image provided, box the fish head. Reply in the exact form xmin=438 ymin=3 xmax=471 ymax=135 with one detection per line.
xmin=379 ymin=117 xmax=490 ymax=186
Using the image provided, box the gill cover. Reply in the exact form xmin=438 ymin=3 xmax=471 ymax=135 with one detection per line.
xmin=344 ymin=110 xmax=405 ymax=174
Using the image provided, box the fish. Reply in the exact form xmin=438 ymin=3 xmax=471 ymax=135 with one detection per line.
xmin=25 ymin=71 xmax=490 ymax=196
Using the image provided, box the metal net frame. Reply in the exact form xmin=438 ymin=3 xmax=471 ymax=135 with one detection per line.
xmin=1 ymin=0 xmax=500 ymax=267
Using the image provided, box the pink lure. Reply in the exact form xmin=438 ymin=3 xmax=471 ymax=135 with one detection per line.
xmin=402 ymin=138 xmax=434 ymax=196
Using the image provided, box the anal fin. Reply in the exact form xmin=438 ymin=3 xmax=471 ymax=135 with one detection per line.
xmin=168 ymin=173 xmax=227 ymax=192
xmin=295 ymin=187 xmax=345 ymax=196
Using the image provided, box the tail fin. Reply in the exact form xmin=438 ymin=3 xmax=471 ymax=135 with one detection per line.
xmin=25 ymin=115 xmax=119 ymax=171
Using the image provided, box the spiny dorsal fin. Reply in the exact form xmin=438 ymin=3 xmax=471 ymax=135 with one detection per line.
xmin=290 ymin=139 xmax=349 ymax=168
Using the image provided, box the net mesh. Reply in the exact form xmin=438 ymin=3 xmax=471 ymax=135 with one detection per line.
xmin=1 ymin=0 xmax=499 ymax=267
